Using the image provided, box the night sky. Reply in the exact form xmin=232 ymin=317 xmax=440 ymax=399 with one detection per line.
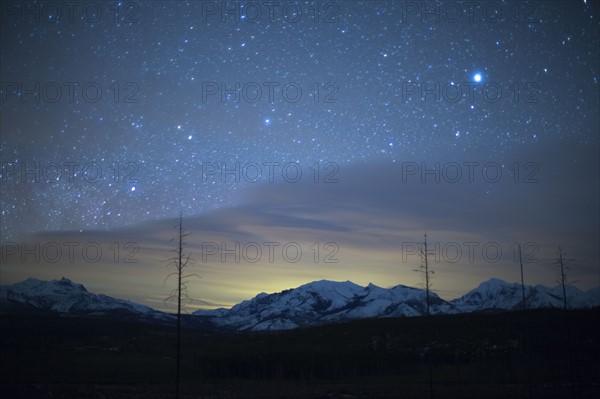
xmin=1 ymin=1 xmax=598 ymax=312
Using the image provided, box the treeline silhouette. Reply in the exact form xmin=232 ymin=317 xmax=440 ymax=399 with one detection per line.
xmin=2 ymin=307 xmax=598 ymax=398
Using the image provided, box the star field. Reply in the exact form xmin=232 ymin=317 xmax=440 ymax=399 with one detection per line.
xmin=1 ymin=0 xmax=599 ymax=241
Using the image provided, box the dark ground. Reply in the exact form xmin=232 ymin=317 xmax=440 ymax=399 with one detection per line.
xmin=1 ymin=308 xmax=599 ymax=398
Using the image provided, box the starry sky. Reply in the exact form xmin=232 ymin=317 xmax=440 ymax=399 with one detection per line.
xmin=1 ymin=0 xmax=599 ymax=312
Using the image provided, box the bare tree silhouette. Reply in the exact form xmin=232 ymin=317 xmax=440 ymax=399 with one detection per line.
xmin=413 ymin=233 xmax=435 ymax=399
xmin=164 ymin=213 xmax=199 ymax=399
xmin=518 ymin=243 xmax=527 ymax=309
xmin=553 ymin=245 xmax=577 ymax=398
xmin=414 ymin=233 xmax=434 ymax=316
xmin=554 ymin=246 xmax=575 ymax=311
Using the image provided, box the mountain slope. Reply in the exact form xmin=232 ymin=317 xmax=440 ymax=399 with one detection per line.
xmin=449 ymin=278 xmax=600 ymax=312
xmin=2 ymin=277 xmax=597 ymax=332
xmin=195 ymin=278 xmax=599 ymax=331
xmin=0 ymin=277 xmax=174 ymax=323
xmin=193 ymin=279 xmax=459 ymax=331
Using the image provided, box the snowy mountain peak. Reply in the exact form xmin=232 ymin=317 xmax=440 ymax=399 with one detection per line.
xmin=15 ymin=277 xmax=88 ymax=293
xmin=451 ymin=278 xmax=598 ymax=312
xmin=3 ymin=277 xmax=597 ymax=332
xmin=1 ymin=277 xmax=172 ymax=322
xmin=473 ymin=278 xmax=520 ymax=297
xmin=56 ymin=277 xmax=88 ymax=292
xmin=193 ymin=278 xmax=598 ymax=331
xmin=298 ymin=279 xmax=361 ymax=292
xmin=478 ymin=278 xmax=516 ymax=289
xmin=193 ymin=279 xmax=458 ymax=331
xmin=480 ymin=277 xmax=510 ymax=285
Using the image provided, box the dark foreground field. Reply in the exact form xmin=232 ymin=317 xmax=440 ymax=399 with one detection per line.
xmin=1 ymin=308 xmax=599 ymax=398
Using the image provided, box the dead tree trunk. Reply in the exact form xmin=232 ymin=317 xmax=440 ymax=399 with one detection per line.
xmin=165 ymin=213 xmax=198 ymax=399
xmin=518 ymin=243 xmax=527 ymax=309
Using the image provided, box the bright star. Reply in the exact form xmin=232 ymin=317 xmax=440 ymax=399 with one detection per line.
xmin=131 ymin=187 xmax=136 ymax=192
xmin=473 ymin=73 xmax=482 ymax=83
xmin=264 ymin=118 xmax=271 ymax=125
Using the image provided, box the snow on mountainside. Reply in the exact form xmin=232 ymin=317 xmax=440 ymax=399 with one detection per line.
xmin=193 ymin=279 xmax=459 ymax=331
xmin=0 ymin=277 xmax=173 ymax=322
xmin=194 ymin=278 xmax=599 ymax=331
xmin=2 ymin=277 xmax=597 ymax=331
xmin=450 ymin=278 xmax=600 ymax=312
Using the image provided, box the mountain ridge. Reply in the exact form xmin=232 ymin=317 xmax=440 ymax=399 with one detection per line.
xmin=2 ymin=277 xmax=598 ymax=331
xmin=193 ymin=278 xmax=599 ymax=330
xmin=0 ymin=277 xmax=174 ymax=324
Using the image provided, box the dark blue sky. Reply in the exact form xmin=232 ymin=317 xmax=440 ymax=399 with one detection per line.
xmin=1 ymin=1 xmax=598 ymax=309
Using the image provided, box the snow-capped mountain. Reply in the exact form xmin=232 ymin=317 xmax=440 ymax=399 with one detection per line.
xmin=450 ymin=278 xmax=600 ymax=312
xmin=0 ymin=277 xmax=173 ymax=323
xmin=193 ymin=279 xmax=459 ymax=331
xmin=194 ymin=279 xmax=599 ymax=331
xmin=2 ymin=277 xmax=597 ymax=331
